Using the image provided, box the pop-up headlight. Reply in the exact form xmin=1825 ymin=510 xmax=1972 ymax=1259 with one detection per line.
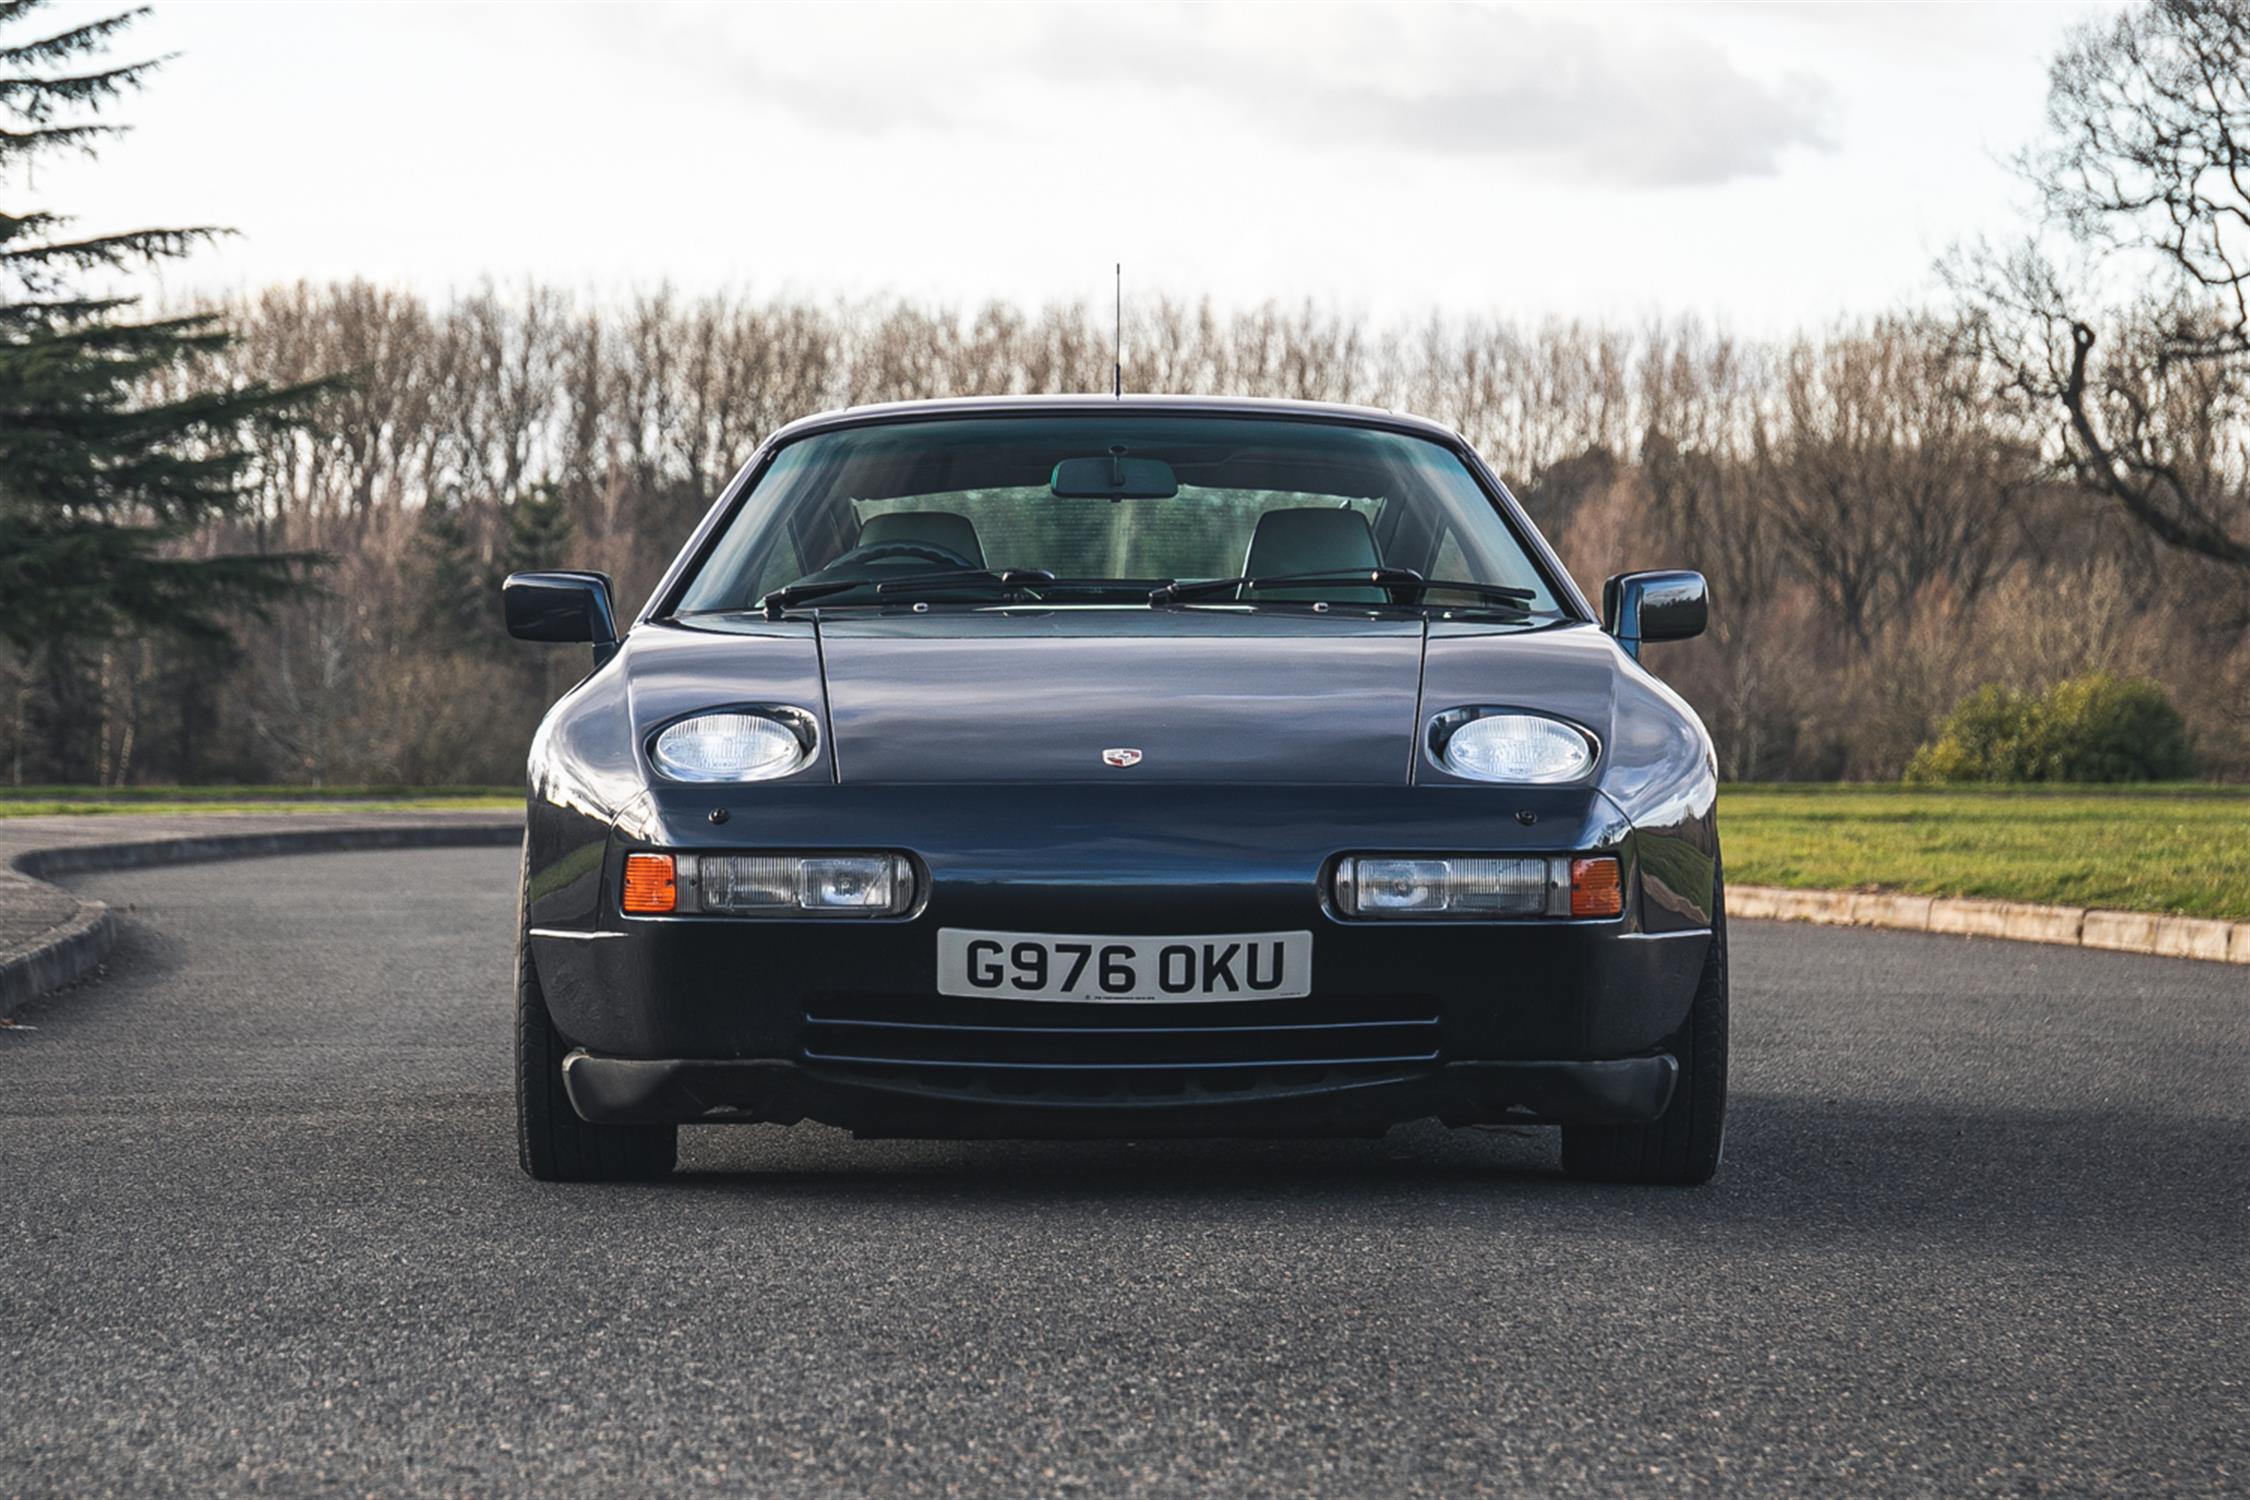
xmin=649 ymin=709 xmax=814 ymax=783
xmin=1429 ymin=710 xmax=1596 ymax=784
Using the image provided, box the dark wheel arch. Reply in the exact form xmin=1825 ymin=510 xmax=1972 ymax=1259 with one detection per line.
xmin=1561 ymin=868 xmax=1728 ymax=1185
xmin=515 ymin=847 xmax=676 ymax=1182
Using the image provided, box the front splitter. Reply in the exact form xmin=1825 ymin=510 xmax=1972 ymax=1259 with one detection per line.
xmin=561 ymin=1052 xmax=1677 ymax=1138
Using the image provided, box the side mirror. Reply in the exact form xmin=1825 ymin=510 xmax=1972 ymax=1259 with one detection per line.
xmin=504 ymin=570 xmax=618 ymax=648
xmin=1602 ymin=570 xmax=1706 ymax=660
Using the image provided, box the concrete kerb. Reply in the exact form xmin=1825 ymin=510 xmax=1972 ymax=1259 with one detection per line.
xmin=0 ymin=817 xmax=523 ymax=1015
xmin=0 ymin=900 xmax=116 ymax=1017
xmin=1735 ymin=884 xmax=2247 ymax=966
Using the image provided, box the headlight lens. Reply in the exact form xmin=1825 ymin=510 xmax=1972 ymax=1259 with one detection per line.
xmin=1436 ymin=712 xmax=1595 ymax=783
xmin=1333 ymin=853 xmax=1623 ymax=920
xmin=1341 ymin=856 xmax=1555 ymax=916
xmin=651 ymin=710 xmax=811 ymax=782
xmin=699 ymin=854 xmax=909 ymax=915
xmin=624 ymin=852 xmax=916 ymax=917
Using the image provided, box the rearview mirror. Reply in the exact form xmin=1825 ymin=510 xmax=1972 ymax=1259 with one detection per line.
xmin=1602 ymin=570 xmax=1706 ymax=660
xmin=1051 ymin=453 xmax=1179 ymax=499
xmin=504 ymin=570 xmax=618 ymax=648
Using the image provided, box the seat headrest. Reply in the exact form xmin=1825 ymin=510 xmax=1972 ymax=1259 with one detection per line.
xmin=1240 ymin=508 xmax=1384 ymax=601
xmin=858 ymin=510 xmax=986 ymax=568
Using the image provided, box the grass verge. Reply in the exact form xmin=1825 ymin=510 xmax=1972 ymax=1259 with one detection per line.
xmin=0 ymin=785 xmax=515 ymax=819
xmin=1722 ymin=785 xmax=2250 ymax=922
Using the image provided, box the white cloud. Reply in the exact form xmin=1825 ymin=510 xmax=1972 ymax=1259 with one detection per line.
xmin=638 ymin=1 xmax=1835 ymax=188
xmin=22 ymin=0 xmax=2111 ymax=331
xmin=1024 ymin=3 xmax=1836 ymax=187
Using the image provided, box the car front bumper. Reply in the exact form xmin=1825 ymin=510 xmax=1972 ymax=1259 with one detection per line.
xmin=526 ymin=783 xmax=1714 ymax=1135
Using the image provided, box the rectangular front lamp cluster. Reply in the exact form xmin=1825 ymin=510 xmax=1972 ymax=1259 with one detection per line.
xmin=1334 ymin=855 xmax=1623 ymax=919
xmin=622 ymin=852 xmax=913 ymax=917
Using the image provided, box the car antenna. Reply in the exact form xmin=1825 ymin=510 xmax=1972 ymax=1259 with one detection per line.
xmin=1113 ymin=261 xmax=1122 ymax=399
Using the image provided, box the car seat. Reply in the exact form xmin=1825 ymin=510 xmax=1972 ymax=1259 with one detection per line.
xmin=858 ymin=510 xmax=987 ymax=569
xmin=1239 ymin=507 xmax=1385 ymax=601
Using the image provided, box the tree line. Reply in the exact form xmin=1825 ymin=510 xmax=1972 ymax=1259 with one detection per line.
xmin=4 ymin=285 xmax=2242 ymax=787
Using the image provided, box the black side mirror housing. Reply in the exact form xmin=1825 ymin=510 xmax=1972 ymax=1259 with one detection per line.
xmin=504 ymin=570 xmax=618 ymax=649
xmin=1602 ymin=570 xmax=1707 ymax=660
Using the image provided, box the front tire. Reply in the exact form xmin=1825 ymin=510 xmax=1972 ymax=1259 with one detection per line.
xmin=1561 ymin=874 xmax=1729 ymax=1185
xmin=515 ymin=855 xmax=675 ymax=1182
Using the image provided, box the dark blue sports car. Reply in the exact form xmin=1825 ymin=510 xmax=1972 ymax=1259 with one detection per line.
xmin=504 ymin=396 xmax=1723 ymax=1183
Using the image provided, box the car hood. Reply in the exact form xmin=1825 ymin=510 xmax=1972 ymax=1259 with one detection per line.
xmin=816 ymin=611 xmax=1426 ymax=783
xmin=622 ymin=611 xmax=1640 ymax=789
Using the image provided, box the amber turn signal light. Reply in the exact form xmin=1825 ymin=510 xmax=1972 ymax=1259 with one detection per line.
xmin=1570 ymin=856 xmax=1623 ymax=918
xmin=621 ymin=852 xmax=677 ymax=914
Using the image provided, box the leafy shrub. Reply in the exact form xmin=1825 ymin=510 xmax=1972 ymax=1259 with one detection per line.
xmin=1905 ymin=673 xmax=2197 ymax=784
xmin=1904 ymin=684 xmax=2038 ymax=783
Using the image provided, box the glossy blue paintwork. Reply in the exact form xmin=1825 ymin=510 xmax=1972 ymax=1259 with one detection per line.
xmin=818 ymin=609 xmax=1428 ymax=784
xmin=516 ymin=397 xmax=1722 ymax=1131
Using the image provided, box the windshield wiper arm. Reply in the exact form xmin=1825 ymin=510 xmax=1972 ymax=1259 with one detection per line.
xmin=1148 ymin=569 xmax=1539 ymax=608
xmin=1396 ymin=577 xmax=1542 ymax=606
xmin=762 ymin=568 xmax=1544 ymax=616
xmin=873 ymin=568 xmax=1057 ymax=597
xmin=757 ymin=568 xmax=1063 ymax=617
xmin=756 ymin=576 xmax=888 ymax=616
xmin=1150 ymin=568 xmax=1429 ymax=605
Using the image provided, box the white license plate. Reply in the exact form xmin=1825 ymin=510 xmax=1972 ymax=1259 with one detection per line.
xmin=936 ymin=928 xmax=1313 ymax=1003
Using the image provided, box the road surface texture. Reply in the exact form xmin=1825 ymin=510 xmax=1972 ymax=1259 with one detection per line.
xmin=2 ymin=847 xmax=2244 ymax=1496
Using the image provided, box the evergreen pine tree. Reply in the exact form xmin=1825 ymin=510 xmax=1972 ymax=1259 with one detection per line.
xmin=0 ymin=1 xmax=329 ymax=658
xmin=503 ymin=483 xmax=573 ymax=582
xmin=416 ymin=490 xmax=489 ymax=648
xmin=415 ymin=484 xmax=576 ymax=654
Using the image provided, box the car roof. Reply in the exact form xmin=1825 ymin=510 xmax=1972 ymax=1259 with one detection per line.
xmin=763 ymin=394 xmax=1474 ymax=449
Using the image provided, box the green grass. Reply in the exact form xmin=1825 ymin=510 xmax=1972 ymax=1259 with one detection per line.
xmin=0 ymin=785 xmax=515 ymax=818
xmin=7 ymin=782 xmax=2245 ymax=921
xmin=1723 ymin=785 xmax=2250 ymax=921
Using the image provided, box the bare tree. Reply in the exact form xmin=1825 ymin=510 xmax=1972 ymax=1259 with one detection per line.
xmin=1752 ymin=321 xmax=2034 ymax=649
xmin=1959 ymin=0 xmax=2250 ymax=568
xmin=1638 ymin=322 xmax=1775 ymax=617
xmin=6 ymin=281 xmax=2243 ymax=786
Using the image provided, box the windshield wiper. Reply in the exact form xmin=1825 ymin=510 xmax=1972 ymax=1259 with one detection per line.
xmin=1148 ymin=568 xmax=1538 ymax=608
xmin=757 ymin=567 xmax=1544 ymax=617
xmin=1149 ymin=568 xmax=1424 ymax=604
xmin=756 ymin=568 xmax=1061 ymax=617
xmin=874 ymin=567 xmax=1057 ymax=597
xmin=755 ymin=576 xmax=886 ymax=616
xmin=1399 ymin=578 xmax=1545 ymax=608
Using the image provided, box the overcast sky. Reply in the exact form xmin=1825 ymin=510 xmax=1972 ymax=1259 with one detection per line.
xmin=29 ymin=0 xmax=2116 ymax=331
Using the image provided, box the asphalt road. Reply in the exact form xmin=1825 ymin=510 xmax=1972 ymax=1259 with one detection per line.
xmin=2 ymin=849 xmax=2245 ymax=1497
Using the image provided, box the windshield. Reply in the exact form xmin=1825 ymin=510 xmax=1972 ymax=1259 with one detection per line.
xmin=670 ymin=414 xmax=1565 ymax=616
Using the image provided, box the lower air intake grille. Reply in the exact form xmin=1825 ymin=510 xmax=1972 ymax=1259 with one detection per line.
xmin=800 ymin=996 xmax=1441 ymax=1100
